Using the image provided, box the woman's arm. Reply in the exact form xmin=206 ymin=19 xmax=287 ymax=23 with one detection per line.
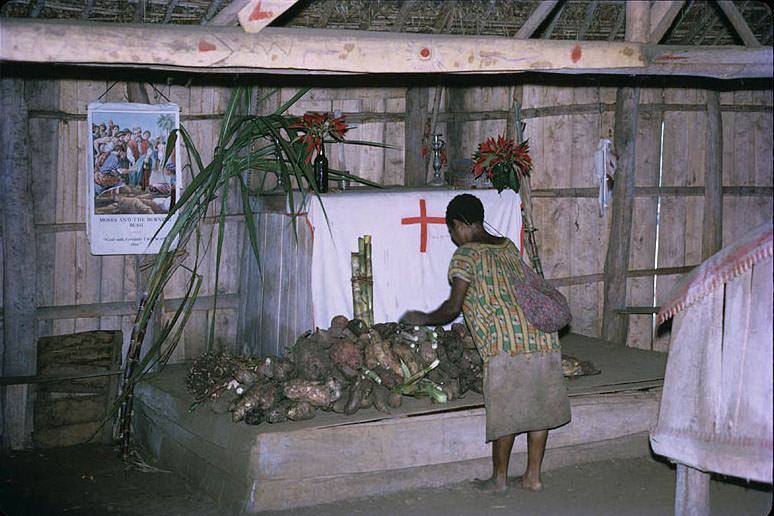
xmin=400 ymin=277 xmax=470 ymax=326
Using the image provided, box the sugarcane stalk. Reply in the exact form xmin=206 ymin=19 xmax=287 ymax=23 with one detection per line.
xmin=351 ymin=252 xmax=367 ymax=321
xmin=118 ymin=292 xmax=148 ymax=460
xmin=363 ymin=235 xmax=373 ymax=325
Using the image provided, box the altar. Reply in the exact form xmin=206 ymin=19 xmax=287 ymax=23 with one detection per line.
xmin=240 ymin=187 xmax=522 ymax=357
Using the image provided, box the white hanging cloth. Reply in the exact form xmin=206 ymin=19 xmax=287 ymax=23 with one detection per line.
xmin=593 ymin=138 xmax=617 ymax=216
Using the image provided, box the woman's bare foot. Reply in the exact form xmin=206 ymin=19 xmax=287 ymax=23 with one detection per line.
xmin=509 ymin=475 xmax=543 ymax=491
xmin=472 ymin=476 xmax=508 ymax=494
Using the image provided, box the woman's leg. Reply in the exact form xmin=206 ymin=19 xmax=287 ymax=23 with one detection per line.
xmin=520 ymin=429 xmax=548 ymax=490
xmin=492 ymin=433 xmax=516 ymax=486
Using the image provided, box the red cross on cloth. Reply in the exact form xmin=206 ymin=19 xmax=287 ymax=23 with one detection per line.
xmin=401 ymin=199 xmax=447 ymax=252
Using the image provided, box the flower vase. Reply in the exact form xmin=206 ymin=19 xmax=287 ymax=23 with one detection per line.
xmin=313 ymin=143 xmax=329 ymax=193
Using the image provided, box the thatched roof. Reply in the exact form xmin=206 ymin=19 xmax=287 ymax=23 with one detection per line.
xmin=1 ymin=0 xmax=771 ymax=46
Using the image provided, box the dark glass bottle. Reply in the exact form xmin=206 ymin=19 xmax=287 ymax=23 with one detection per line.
xmin=313 ymin=143 xmax=329 ymax=193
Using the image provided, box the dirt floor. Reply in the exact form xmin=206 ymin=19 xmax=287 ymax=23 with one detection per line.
xmin=1 ymin=443 xmax=771 ymax=516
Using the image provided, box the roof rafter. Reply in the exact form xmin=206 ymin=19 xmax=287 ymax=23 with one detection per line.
xmin=515 ymin=0 xmax=559 ymax=39
xmin=649 ymin=1 xmax=685 ymax=44
xmin=716 ymin=0 xmax=760 ymax=46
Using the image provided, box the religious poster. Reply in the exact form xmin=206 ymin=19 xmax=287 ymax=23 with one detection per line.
xmin=86 ymin=102 xmax=181 ymax=255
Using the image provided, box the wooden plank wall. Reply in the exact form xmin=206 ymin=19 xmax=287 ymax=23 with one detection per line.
xmin=19 ymin=78 xmax=773 ymax=367
xmin=522 ymin=84 xmax=616 ymax=341
xmin=30 ymin=80 xmax=239 ymax=367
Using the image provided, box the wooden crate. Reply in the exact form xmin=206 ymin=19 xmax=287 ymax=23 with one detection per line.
xmin=33 ymin=330 xmax=122 ymax=448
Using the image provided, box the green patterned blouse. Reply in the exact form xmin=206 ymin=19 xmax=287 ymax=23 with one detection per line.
xmin=448 ymin=238 xmax=560 ymax=362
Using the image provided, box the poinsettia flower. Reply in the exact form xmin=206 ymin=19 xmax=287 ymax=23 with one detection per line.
xmin=471 ymin=135 xmax=533 ymax=192
xmin=291 ymin=112 xmax=349 ymax=163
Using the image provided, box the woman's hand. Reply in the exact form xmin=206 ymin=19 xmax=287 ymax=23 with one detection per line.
xmin=399 ymin=310 xmax=427 ymax=326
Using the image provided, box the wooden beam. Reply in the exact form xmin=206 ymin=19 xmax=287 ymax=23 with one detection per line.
xmin=602 ymin=86 xmax=640 ymax=345
xmin=702 ymin=90 xmax=723 ymax=260
xmin=0 ymin=77 xmax=37 ymax=450
xmin=626 ymin=0 xmax=650 ymax=43
xmin=649 ymin=1 xmax=685 ymax=43
xmin=577 ymin=0 xmax=599 ymax=41
xmin=0 ymin=20 xmax=771 ymax=79
xmin=716 ymin=0 xmax=760 ymax=47
xmin=675 ymin=464 xmax=711 ymax=516
xmin=515 ymin=0 xmax=559 ymax=39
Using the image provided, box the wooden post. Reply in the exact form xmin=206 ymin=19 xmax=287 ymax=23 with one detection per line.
xmin=405 ymin=87 xmax=429 ymax=186
xmin=675 ymin=463 xmax=711 ymax=516
xmin=0 ymin=77 xmax=37 ymax=450
xmin=602 ymin=86 xmax=640 ymax=344
xmin=702 ymin=91 xmax=723 ymax=260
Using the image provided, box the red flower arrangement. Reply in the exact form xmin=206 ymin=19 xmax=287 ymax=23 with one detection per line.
xmin=290 ymin=112 xmax=349 ymax=163
xmin=472 ymin=135 xmax=533 ymax=193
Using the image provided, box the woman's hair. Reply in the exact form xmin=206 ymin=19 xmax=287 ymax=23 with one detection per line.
xmin=446 ymin=194 xmax=484 ymax=226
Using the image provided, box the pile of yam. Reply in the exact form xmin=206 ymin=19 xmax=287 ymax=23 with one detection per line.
xmin=185 ymin=316 xmax=483 ymax=425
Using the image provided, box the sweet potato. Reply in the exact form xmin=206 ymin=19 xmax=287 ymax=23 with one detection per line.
xmin=364 ymin=332 xmax=404 ymax=379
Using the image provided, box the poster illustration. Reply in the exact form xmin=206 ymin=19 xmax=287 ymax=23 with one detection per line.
xmin=86 ymin=102 xmax=181 ymax=255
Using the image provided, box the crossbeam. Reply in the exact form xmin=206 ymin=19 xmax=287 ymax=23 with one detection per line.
xmin=0 ymin=19 xmax=771 ymax=79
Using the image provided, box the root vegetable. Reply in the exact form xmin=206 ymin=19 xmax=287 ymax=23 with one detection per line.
xmin=258 ymin=355 xmax=296 ymax=382
xmin=391 ymin=341 xmax=423 ymax=377
xmin=287 ymin=401 xmax=316 ymax=421
xmin=264 ymin=400 xmax=289 ymax=423
xmin=294 ymin=336 xmax=333 ymax=381
xmin=230 ymin=381 xmax=279 ymax=422
xmin=372 ymin=382 xmax=401 ymax=413
xmin=244 ymin=407 xmax=264 ymax=425
xmin=346 ymin=318 xmax=369 ymax=337
xmin=283 ymin=377 xmax=342 ymax=407
xmin=330 ymin=315 xmax=349 ymax=328
xmin=364 ymin=332 xmax=404 ymax=379
xmin=330 ymin=340 xmax=363 ymax=370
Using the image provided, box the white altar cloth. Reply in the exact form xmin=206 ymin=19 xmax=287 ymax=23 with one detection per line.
xmin=303 ymin=188 xmax=522 ymax=328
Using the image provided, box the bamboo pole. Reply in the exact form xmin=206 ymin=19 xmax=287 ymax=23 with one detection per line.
xmin=351 ymin=252 xmax=365 ymax=322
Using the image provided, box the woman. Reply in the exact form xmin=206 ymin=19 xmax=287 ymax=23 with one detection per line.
xmin=400 ymin=193 xmax=571 ymax=493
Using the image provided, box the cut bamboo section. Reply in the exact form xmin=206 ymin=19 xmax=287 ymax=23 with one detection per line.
xmin=351 ymin=236 xmax=374 ymax=326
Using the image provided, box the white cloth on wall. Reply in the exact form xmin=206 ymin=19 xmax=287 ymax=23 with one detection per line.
xmin=303 ymin=188 xmax=522 ymax=328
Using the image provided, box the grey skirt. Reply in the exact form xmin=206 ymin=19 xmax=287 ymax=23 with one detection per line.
xmin=483 ymin=349 xmax=571 ymax=442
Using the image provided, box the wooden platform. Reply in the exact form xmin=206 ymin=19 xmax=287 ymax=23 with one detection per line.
xmin=133 ymin=333 xmax=667 ymax=513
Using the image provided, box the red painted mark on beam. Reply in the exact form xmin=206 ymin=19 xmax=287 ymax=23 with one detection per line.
xmin=571 ymin=44 xmax=582 ymax=63
xmin=655 ymin=54 xmax=688 ymax=61
xmin=198 ymin=39 xmax=216 ymax=52
xmin=249 ymin=0 xmax=274 ymax=21
xmin=419 ymin=48 xmax=431 ymax=59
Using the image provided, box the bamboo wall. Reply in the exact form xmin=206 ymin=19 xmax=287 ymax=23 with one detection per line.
xmin=2 ymin=77 xmax=772 ymax=372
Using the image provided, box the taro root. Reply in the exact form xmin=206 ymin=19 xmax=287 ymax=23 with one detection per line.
xmin=451 ymin=322 xmax=467 ymax=338
xmin=283 ymin=377 xmax=343 ymax=407
xmin=371 ymin=322 xmax=400 ymax=340
xmin=364 ymin=332 xmax=404 ymax=379
xmin=346 ymin=318 xmax=369 ymax=337
xmin=330 ymin=340 xmax=363 ymax=371
xmin=294 ymin=335 xmax=333 ymax=381
xmin=258 ymin=355 xmax=296 ymax=382
xmin=233 ymin=367 xmax=259 ymax=386
xmin=417 ymin=336 xmax=439 ymax=367
xmin=371 ymin=366 xmax=401 ymax=389
xmin=287 ymin=401 xmax=316 ymax=421
xmin=244 ymin=407 xmax=264 ymax=425
xmin=230 ymin=381 xmax=279 ymax=422
xmin=439 ymin=378 xmax=461 ymax=402
xmin=331 ymin=387 xmax=351 ymax=413
xmin=391 ymin=341 xmax=423 ymax=377
xmin=438 ymin=329 xmax=464 ymax=362
xmin=372 ymin=381 xmax=401 ymax=413
xmin=344 ymin=374 xmax=373 ymax=415
xmin=265 ymin=399 xmax=293 ymax=423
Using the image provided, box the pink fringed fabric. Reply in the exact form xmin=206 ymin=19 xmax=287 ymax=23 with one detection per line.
xmin=657 ymin=222 xmax=773 ymax=324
